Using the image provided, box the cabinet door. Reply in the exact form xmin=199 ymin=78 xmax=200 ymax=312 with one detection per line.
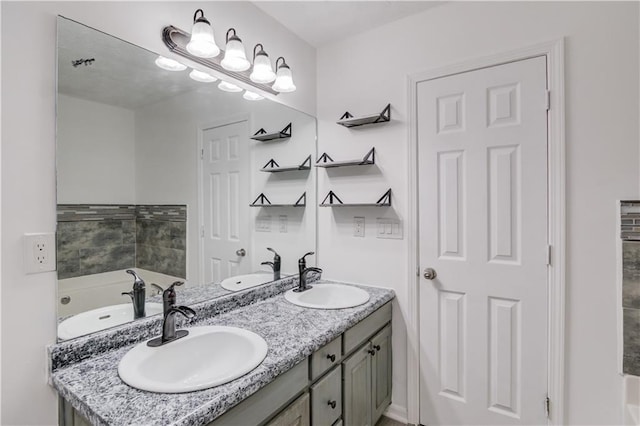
xmin=371 ymin=325 xmax=392 ymax=424
xmin=343 ymin=344 xmax=372 ymax=426
xmin=266 ymin=393 xmax=310 ymax=426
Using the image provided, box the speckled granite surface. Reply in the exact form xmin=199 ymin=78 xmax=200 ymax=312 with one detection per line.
xmin=51 ymin=281 xmax=394 ymax=426
xmin=49 ymin=274 xmax=302 ymax=372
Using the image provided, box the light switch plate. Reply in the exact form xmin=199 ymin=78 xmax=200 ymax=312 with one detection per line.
xmin=354 ymin=217 xmax=365 ymax=237
xmin=279 ymin=215 xmax=288 ymax=233
xmin=256 ymin=216 xmax=271 ymax=232
xmin=376 ymin=218 xmax=403 ymax=239
xmin=24 ymin=232 xmax=56 ymax=274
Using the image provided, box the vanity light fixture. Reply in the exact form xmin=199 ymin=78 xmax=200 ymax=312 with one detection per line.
xmin=218 ymin=80 xmax=242 ymax=92
xmin=154 ymin=56 xmax=187 ymax=71
xmin=250 ymin=44 xmax=276 ymax=84
xmin=243 ymin=90 xmax=264 ymax=101
xmin=189 ymin=69 xmax=218 ymax=83
xmin=272 ymin=57 xmax=296 ymax=93
xmin=221 ymin=28 xmax=250 ymax=72
xmin=186 ymin=9 xmax=220 ymax=58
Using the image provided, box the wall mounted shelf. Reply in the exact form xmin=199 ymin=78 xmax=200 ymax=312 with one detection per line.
xmin=315 ymin=148 xmax=375 ymax=169
xmin=261 ymin=155 xmax=312 ymax=173
xmin=250 ymin=192 xmax=306 ymax=207
xmin=251 ymin=123 xmax=292 ymax=142
xmin=319 ymin=189 xmax=391 ymax=207
xmin=336 ymin=104 xmax=391 ymax=128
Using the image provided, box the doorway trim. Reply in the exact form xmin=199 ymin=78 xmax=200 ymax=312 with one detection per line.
xmin=196 ymin=113 xmax=252 ymax=286
xmin=406 ymin=39 xmax=565 ymax=425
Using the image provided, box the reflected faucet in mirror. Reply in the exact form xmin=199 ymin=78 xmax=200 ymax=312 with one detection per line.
xmin=122 ymin=270 xmax=146 ymax=319
xmin=261 ymin=247 xmax=281 ymax=281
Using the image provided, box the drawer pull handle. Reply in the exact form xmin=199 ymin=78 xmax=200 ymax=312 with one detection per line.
xmin=368 ymin=349 xmax=376 ymax=356
xmin=326 ymin=354 xmax=336 ymax=362
xmin=374 ymin=345 xmax=381 ymax=351
xmin=328 ymin=400 xmax=337 ymax=409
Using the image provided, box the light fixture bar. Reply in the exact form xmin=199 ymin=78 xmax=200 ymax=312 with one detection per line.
xmin=162 ymin=25 xmax=278 ymax=95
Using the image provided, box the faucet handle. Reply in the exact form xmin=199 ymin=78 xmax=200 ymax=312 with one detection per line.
xmin=299 ymin=251 xmax=314 ymax=262
xmin=126 ymin=269 xmax=145 ymax=285
xmin=267 ymin=247 xmax=281 ymax=260
xmin=162 ymin=281 xmax=185 ymax=311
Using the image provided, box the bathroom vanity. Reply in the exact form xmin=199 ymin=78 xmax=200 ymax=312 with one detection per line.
xmin=50 ymin=278 xmax=394 ymax=426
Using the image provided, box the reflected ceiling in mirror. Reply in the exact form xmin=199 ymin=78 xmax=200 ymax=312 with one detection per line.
xmin=56 ymin=16 xmax=317 ymax=341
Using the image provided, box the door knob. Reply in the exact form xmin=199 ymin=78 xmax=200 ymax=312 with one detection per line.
xmin=423 ymin=268 xmax=437 ymax=280
xmin=236 ymin=248 xmax=246 ymax=257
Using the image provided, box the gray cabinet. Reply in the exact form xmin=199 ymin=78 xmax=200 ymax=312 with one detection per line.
xmin=266 ymin=393 xmax=310 ymax=426
xmin=343 ymin=324 xmax=392 ymax=426
xmin=311 ymin=366 xmax=342 ymax=425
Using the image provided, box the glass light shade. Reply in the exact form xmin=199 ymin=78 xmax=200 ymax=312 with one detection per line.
xmin=218 ymin=81 xmax=242 ymax=92
xmin=186 ymin=20 xmax=220 ymax=58
xmin=221 ymin=38 xmax=250 ymax=72
xmin=250 ymin=53 xmax=276 ymax=84
xmin=189 ymin=69 xmax=217 ymax=83
xmin=243 ymin=90 xmax=264 ymax=101
xmin=272 ymin=66 xmax=296 ymax=93
xmin=155 ymin=56 xmax=187 ymax=71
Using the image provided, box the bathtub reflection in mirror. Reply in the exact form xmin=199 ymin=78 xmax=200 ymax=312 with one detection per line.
xmin=56 ymin=16 xmax=317 ymax=340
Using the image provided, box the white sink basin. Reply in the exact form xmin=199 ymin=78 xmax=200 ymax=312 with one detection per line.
xmin=58 ymin=303 xmax=163 ymax=340
xmin=118 ymin=326 xmax=268 ymax=393
xmin=220 ymin=272 xmax=274 ymax=292
xmin=284 ymin=283 xmax=370 ymax=309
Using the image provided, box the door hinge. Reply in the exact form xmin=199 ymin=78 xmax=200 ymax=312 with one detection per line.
xmin=200 ymin=225 xmax=205 ymax=238
xmin=545 ymin=396 xmax=551 ymax=419
xmin=547 ymin=245 xmax=552 ymax=266
xmin=200 ymin=148 xmax=204 ymax=160
xmin=545 ymin=90 xmax=551 ymax=111
xmin=416 ymin=267 xmax=420 ymax=277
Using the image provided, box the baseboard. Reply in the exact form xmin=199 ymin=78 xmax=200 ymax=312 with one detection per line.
xmin=384 ymin=403 xmax=408 ymax=424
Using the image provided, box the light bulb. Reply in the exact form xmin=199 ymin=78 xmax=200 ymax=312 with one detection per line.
xmin=189 ymin=69 xmax=217 ymax=83
xmin=221 ymin=29 xmax=250 ymax=72
xmin=155 ymin=56 xmax=187 ymax=71
xmin=218 ymin=81 xmax=242 ymax=92
xmin=243 ymin=90 xmax=264 ymax=101
xmin=250 ymin=44 xmax=276 ymax=84
xmin=186 ymin=9 xmax=220 ymax=58
xmin=272 ymin=57 xmax=296 ymax=93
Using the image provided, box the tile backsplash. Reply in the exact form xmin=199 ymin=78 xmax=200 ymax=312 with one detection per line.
xmin=57 ymin=204 xmax=186 ymax=279
xmin=621 ymin=201 xmax=640 ymax=375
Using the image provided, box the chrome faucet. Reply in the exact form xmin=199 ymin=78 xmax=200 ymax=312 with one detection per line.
xmin=122 ymin=269 xmax=146 ymax=319
xmin=147 ymin=281 xmax=195 ymax=347
xmin=261 ymin=247 xmax=281 ymax=281
xmin=295 ymin=252 xmax=322 ymax=292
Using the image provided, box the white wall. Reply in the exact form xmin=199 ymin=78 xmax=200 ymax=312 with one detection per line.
xmin=0 ymin=2 xmax=316 ymax=424
xmin=57 ymin=94 xmax=136 ymax=204
xmin=316 ymin=2 xmax=639 ymax=424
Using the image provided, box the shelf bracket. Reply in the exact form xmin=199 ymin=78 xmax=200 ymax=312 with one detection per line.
xmin=340 ymin=111 xmax=354 ymax=120
xmin=279 ymin=123 xmax=292 ymax=138
xmin=376 ymin=104 xmax=391 ymax=123
xmin=360 ymin=147 xmax=375 ymax=165
xmin=298 ymin=155 xmax=312 ymax=169
xmin=316 ymin=153 xmax=335 ymax=165
xmin=251 ymin=193 xmax=271 ymax=206
xmin=263 ymin=159 xmax=280 ymax=169
xmin=295 ymin=192 xmax=306 ymax=206
xmin=321 ymin=190 xmax=344 ymax=205
xmin=376 ymin=189 xmax=392 ymax=206
xmin=254 ymin=128 xmax=268 ymax=136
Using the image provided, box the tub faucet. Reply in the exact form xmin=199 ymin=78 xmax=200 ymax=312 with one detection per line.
xmin=122 ymin=269 xmax=146 ymax=319
xmin=147 ymin=282 xmax=195 ymax=347
xmin=295 ymin=251 xmax=321 ymax=292
xmin=261 ymin=247 xmax=281 ymax=281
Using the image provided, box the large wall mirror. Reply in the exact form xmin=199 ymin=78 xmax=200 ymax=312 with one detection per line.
xmin=56 ymin=16 xmax=317 ymax=341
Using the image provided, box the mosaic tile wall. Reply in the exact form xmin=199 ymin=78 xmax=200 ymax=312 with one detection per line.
xmin=621 ymin=201 xmax=640 ymax=375
xmin=57 ymin=204 xmax=186 ymax=280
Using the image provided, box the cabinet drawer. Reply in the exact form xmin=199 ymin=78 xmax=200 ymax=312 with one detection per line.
xmin=310 ymin=336 xmax=342 ymax=381
xmin=344 ymin=302 xmax=391 ymax=355
xmin=311 ymin=366 xmax=342 ymax=426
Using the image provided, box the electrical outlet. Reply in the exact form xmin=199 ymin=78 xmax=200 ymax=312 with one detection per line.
xmin=354 ymin=217 xmax=365 ymax=237
xmin=376 ymin=218 xmax=403 ymax=239
xmin=24 ymin=232 xmax=56 ymax=274
xmin=279 ymin=215 xmax=288 ymax=233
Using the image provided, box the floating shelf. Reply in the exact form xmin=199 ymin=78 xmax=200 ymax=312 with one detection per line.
xmin=261 ymin=155 xmax=312 ymax=173
xmin=319 ymin=189 xmax=391 ymax=207
xmin=315 ymin=148 xmax=375 ymax=169
xmin=336 ymin=104 xmax=391 ymax=128
xmin=251 ymin=123 xmax=292 ymax=142
xmin=250 ymin=192 xmax=306 ymax=207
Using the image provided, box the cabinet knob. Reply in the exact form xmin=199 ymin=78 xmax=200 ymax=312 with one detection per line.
xmin=368 ymin=349 xmax=376 ymax=356
xmin=326 ymin=353 xmax=336 ymax=362
xmin=327 ymin=400 xmax=337 ymax=409
xmin=373 ymin=344 xmax=381 ymax=351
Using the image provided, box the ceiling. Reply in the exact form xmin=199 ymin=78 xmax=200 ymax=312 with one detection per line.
xmin=253 ymin=1 xmax=444 ymax=47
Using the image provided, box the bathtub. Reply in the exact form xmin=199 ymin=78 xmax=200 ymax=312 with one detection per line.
xmin=626 ymin=375 xmax=640 ymax=425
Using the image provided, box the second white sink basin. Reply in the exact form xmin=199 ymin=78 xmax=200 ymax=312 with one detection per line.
xmin=58 ymin=303 xmax=163 ymax=341
xmin=118 ymin=326 xmax=268 ymax=393
xmin=284 ymin=283 xmax=370 ymax=309
xmin=220 ymin=272 xmax=273 ymax=292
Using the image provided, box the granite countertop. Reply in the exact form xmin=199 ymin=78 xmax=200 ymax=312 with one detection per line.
xmin=51 ymin=280 xmax=395 ymax=426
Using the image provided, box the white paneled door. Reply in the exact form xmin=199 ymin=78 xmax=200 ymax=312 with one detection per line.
xmin=417 ymin=56 xmax=548 ymax=425
xmin=201 ymin=121 xmax=250 ymax=285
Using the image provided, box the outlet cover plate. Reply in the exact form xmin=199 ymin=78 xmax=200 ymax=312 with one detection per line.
xmin=23 ymin=232 xmax=56 ymax=274
xmin=354 ymin=217 xmax=365 ymax=237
